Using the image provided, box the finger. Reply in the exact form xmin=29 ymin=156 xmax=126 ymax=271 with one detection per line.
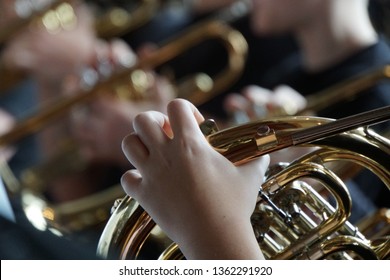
xmin=121 ymin=169 xmax=143 ymax=198
xmin=133 ymin=111 xmax=171 ymax=147
xmin=110 ymin=39 xmax=137 ymax=68
xmin=166 ymin=99 xmax=205 ymax=138
xmin=242 ymin=85 xmax=273 ymax=104
xmin=273 ymin=85 xmax=307 ymax=115
xmin=242 ymin=86 xmax=274 ymax=119
xmin=122 ymin=132 xmax=149 ymax=169
xmin=148 ymin=76 xmax=176 ymax=106
xmin=223 ymin=93 xmax=252 ymax=124
xmin=223 ymin=93 xmax=249 ymax=113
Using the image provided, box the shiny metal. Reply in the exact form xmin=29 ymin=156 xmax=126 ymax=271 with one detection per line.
xmin=21 ymin=184 xmax=125 ymax=233
xmin=0 ymin=0 xmax=70 ymax=44
xmin=298 ymin=65 xmax=390 ymax=115
xmin=97 ymin=106 xmax=390 ymax=260
xmin=356 ymin=208 xmax=390 ymax=240
xmin=94 ymin=0 xmax=159 ymax=38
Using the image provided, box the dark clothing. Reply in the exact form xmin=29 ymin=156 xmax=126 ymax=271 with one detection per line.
xmin=0 ymin=79 xmax=41 ymax=178
xmin=0 ymin=215 xmax=99 ymax=259
xmin=263 ymin=38 xmax=390 ymax=121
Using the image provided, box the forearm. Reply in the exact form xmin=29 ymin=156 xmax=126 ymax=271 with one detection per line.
xmin=177 ymin=219 xmax=264 ymax=260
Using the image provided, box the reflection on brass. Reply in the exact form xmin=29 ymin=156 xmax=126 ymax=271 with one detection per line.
xmin=97 ymin=107 xmax=390 ymax=259
xmin=298 ymin=65 xmax=390 ymax=115
xmin=94 ymin=0 xmax=159 ymax=38
xmin=21 ymin=184 xmax=125 ymax=233
xmin=0 ymin=0 xmax=69 ymax=44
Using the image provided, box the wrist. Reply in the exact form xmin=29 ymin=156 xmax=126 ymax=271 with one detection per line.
xmin=177 ymin=219 xmax=263 ymax=260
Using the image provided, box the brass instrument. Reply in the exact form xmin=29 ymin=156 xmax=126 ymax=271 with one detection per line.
xmin=256 ymin=65 xmax=390 ymax=119
xmin=97 ymin=105 xmax=390 ymax=260
xmin=297 ymin=65 xmax=390 ymax=115
xmin=356 ymin=208 xmax=390 ymax=240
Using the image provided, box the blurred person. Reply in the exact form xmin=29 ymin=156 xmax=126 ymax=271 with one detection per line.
xmin=70 ymin=0 xmax=297 ymax=169
xmin=225 ymin=0 xmax=390 ymax=121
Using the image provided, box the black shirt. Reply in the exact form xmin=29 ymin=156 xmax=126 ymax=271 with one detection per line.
xmin=0 ymin=215 xmax=100 ymax=259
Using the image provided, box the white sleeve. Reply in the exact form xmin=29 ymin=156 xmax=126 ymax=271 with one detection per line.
xmin=0 ymin=177 xmax=15 ymax=222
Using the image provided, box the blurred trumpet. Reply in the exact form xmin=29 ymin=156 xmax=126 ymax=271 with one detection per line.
xmin=264 ymin=65 xmax=390 ymax=118
xmin=297 ymin=65 xmax=390 ymax=115
xmin=0 ymin=20 xmax=248 ymax=146
xmin=0 ymin=19 xmax=248 ymax=234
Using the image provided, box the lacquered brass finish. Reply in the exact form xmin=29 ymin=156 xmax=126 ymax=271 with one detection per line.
xmin=97 ymin=106 xmax=390 ymax=259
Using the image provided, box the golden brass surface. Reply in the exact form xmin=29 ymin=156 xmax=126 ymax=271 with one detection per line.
xmin=97 ymin=107 xmax=390 ymax=259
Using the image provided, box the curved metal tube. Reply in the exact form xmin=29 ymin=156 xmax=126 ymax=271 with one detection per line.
xmin=97 ymin=108 xmax=390 ymax=259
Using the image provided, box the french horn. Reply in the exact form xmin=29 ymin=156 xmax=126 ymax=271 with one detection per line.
xmin=97 ymin=105 xmax=390 ymax=260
